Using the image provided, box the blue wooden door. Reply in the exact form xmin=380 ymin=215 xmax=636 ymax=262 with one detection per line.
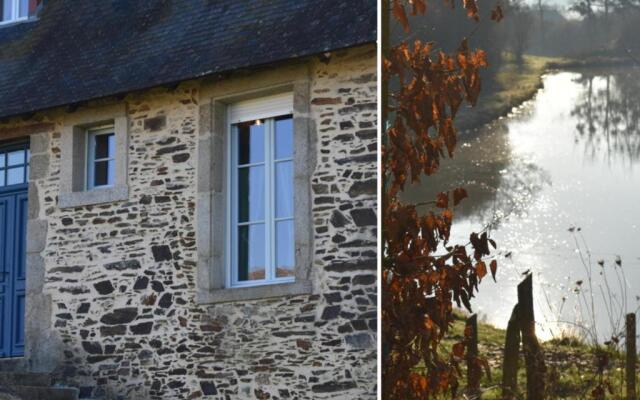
xmin=0 ymin=142 xmax=29 ymax=358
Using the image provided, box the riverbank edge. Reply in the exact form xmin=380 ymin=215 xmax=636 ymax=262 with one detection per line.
xmin=548 ymin=55 xmax=638 ymax=70
xmin=457 ymin=55 xmax=555 ymax=133
xmin=458 ymin=55 xmax=635 ymax=134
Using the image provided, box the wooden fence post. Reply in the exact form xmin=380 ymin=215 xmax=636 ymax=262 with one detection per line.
xmin=501 ymin=274 xmax=546 ymax=400
xmin=467 ymin=314 xmax=481 ymax=399
xmin=502 ymin=304 xmax=521 ymax=400
xmin=627 ymin=313 xmax=637 ymax=400
xmin=518 ymin=273 xmax=546 ymax=400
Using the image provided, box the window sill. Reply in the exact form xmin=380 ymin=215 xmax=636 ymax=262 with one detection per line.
xmin=0 ymin=17 xmax=36 ymax=28
xmin=58 ymin=185 xmax=129 ymax=208
xmin=196 ymin=279 xmax=312 ymax=304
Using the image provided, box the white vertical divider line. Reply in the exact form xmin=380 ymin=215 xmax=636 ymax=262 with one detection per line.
xmin=376 ymin=0 xmax=383 ymax=399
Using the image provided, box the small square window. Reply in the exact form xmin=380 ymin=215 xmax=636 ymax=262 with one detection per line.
xmin=86 ymin=127 xmax=116 ymax=190
xmin=229 ymin=115 xmax=295 ymax=287
xmin=59 ymin=104 xmax=129 ymax=208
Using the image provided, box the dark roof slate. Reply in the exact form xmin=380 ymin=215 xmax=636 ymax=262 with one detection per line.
xmin=0 ymin=0 xmax=376 ymax=119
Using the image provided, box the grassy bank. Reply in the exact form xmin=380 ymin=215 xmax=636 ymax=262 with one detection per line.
xmin=457 ymin=53 xmax=567 ymax=132
xmin=547 ymin=55 xmax=637 ymax=69
xmin=435 ymin=312 xmax=635 ymax=399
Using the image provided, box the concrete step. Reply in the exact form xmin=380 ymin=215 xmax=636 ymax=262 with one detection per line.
xmin=8 ymin=385 xmax=79 ymax=400
xmin=0 ymin=387 xmax=21 ymax=400
xmin=0 ymin=371 xmax=81 ymax=400
xmin=0 ymin=372 xmax=52 ymax=387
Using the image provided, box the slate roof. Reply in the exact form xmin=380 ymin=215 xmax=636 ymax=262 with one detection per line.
xmin=0 ymin=0 xmax=376 ymax=119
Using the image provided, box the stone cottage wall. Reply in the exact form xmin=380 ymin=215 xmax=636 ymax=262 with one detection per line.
xmin=4 ymin=45 xmax=376 ymax=399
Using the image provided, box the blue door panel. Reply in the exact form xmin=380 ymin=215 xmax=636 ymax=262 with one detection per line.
xmin=0 ymin=196 xmax=8 ymax=358
xmin=15 ymin=194 xmax=27 ymax=281
xmin=14 ymin=294 xmax=24 ymax=349
xmin=11 ymin=193 xmax=27 ymax=355
xmin=0 ymin=142 xmax=29 ymax=358
xmin=0 ymin=296 xmax=5 ymax=358
xmin=0 ymin=197 xmax=6 ymax=284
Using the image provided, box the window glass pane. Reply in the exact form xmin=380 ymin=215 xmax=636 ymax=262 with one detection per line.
xmin=93 ymin=160 xmax=114 ymax=187
xmin=276 ymin=220 xmax=294 ymax=278
xmin=7 ymin=150 xmax=24 ymax=166
xmin=275 ymin=161 xmax=293 ymax=219
xmin=238 ymin=165 xmax=264 ymax=222
xmin=0 ymin=153 xmax=5 ymax=168
xmin=238 ymin=224 xmax=265 ymax=281
xmin=0 ymin=170 xmax=4 ymax=187
xmin=94 ymin=133 xmax=114 ymax=159
xmin=237 ymin=121 xmax=264 ymax=165
xmin=2 ymin=0 xmax=13 ymax=22
xmin=7 ymin=166 xmax=24 ymax=185
xmin=18 ymin=0 xmax=27 ymax=17
xmin=275 ymin=115 xmax=293 ymax=159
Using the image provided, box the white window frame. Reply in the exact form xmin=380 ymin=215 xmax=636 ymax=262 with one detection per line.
xmin=226 ymin=94 xmax=295 ymax=289
xmin=86 ymin=126 xmax=116 ymax=190
xmin=0 ymin=0 xmax=29 ymax=25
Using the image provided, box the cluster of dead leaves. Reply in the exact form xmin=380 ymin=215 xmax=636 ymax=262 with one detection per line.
xmin=392 ymin=0 xmax=496 ymax=30
xmin=382 ymin=37 xmax=487 ymax=198
xmin=382 ymin=0 xmax=501 ymax=398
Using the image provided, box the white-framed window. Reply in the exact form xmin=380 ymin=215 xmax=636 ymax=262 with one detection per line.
xmin=197 ymin=80 xmax=314 ymax=304
xmin=1 ymin=0 xmax=28 ymax=24
xmin=59 ymin=104 xmax=129 ymax=208
xmin=86 ymin=126 xmax=116 ymax=190
xmin=227 ymin=97 xmax=295 ymax=288
xmin=0 ymin=143 xmax=29 ymax=188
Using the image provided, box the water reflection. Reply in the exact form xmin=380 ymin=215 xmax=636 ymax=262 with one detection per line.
xmin=571 ymin=70 xmax=640 ymax=168
xmin=402 ymin=114 xmax=550 ymax=231
xmin=402 ymin=68 xmax=640 ymax=343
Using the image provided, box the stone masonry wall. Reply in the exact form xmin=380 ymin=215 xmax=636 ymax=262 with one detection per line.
xmin=1 ymin=45 xmax=376 ymax=399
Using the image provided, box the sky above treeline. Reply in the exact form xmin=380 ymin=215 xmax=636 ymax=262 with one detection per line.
xmin=524 ymin=0 xmax=581 ymax=19
xmin=525 ymin=0 xmax=570 ymax=9
xmin=531 ymin=0 xmax=573 ymax=5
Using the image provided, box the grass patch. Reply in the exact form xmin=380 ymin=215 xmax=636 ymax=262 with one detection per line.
xmin=456 ymin=53 xmax=567 ymax=131
xmin=423 ymin=311 xmax=637 ymax=399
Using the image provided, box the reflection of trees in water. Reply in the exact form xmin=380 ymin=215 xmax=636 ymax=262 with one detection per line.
xmin=482 ymin=159 xmax=551 ymax=224
xmin=571 ymin=70 xmax=640 ymax=167
xmin=401 ymin=122 xmax=550 ymax=227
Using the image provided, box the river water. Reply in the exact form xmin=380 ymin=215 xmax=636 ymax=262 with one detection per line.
xmin=402 ymin=68 xmax=640 ymax=343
